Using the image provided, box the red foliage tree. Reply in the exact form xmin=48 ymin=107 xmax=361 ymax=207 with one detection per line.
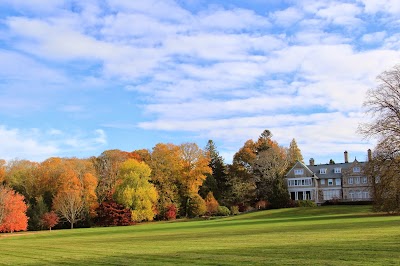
xmin=165 ymin=204 xmax=177 ymax=220
xmin=0 ymin=187 xmax=28 ymax=233
xmin=95 ymin=199 xmax=134 ymax=226
xmin=41 ymin=211 xmax=59 ymax=231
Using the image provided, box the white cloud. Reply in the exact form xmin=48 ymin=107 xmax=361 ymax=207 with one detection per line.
xmin=0 ymin=126 xmax=107 ymax=161
xmin=361 ymin=31 xmax=387 ymax=44
xmin=358 ymin=0 xmax=400 ymax=14
xmin=270 ymin=7 xmax=304 ymax=27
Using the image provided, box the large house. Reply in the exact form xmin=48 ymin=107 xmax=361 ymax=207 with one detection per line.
xmin=285 ymin=150 xmax=373 ymax=204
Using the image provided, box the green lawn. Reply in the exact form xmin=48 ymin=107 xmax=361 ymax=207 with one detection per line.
xmin=1 ymin=205 xmax=399 ymax=265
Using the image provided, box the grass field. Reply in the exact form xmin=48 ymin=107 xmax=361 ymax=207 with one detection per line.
xmin=1 ymin=205 xmax=400 ymax=265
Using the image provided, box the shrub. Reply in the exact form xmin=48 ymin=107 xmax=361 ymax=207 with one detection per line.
xmin=297 ymin=200 xmax=317 ymax=207
xmin=165 ymin=204 xmax=177 ymax=220
xmin=41 ymin=211 xmax=59 ymax=231
xmin=95 ymin=199 xmax=134 ymax=226
xmin=217 ymin=206 xmax=231 ymax=216
xmin=255 ymin=200 xmax=270 ymax=210
xmin=187 ymin=194 xmax=206 ymax=218
xmin=230 ymin=206 xmax=240 ymax=215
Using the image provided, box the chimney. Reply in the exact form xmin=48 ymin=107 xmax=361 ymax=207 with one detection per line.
xmin=309 ymin=158 xmax=314 ymax=166
xmin=368 ymin=149 xmax=372 ymax=161
xmin=344 ymin=151 xmax=349 ymax=163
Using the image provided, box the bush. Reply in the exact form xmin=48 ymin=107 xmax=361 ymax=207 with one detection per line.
xmin=205 ymin=192 xmax=219 ymax=215
xmin=165 ymin=204 xmax=177 ymax=220
xmin=187 ymin=194 xmax=206 ymax=218
xmin=297 ymin=200 xmax=317 ymax=207
xmin=230 ymin=205 xmax=240 ymax=215
xmin=217 ymin=206 xmax=231 ymax=216
xmin=255 ymin=200 xmax=270 ymax=210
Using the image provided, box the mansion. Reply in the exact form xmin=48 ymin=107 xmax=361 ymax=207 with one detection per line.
xmin=285 ymin=150 xmax=373 ymax=204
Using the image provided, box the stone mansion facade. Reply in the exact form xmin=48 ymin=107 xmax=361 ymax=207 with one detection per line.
xmin=285 ymin=151 xmax=373 ymax=204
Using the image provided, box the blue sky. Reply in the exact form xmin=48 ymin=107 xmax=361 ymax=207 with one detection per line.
xmin=0 ymin=0 xmax=399 ymax=164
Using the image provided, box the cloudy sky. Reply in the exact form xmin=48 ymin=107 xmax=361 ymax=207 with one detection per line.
xmin=0 ymin=0 xmax=399 ymax=164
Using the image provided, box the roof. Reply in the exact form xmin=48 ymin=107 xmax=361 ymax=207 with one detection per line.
xmin=307 ymin=161 xmax=366 ymax=179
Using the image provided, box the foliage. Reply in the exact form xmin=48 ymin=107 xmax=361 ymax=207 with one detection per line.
xmin=230 ymin=205 xmax=240 ymax=215
xmin=95 ymin=199 xmax=133 ymax=226
xmin=268 ymin=177 xmax=290 ymax=208
xmin=255 ymin=200 xmax=269 ymax=210
xmin=187 ymin=193 xmax=206 ymax=218
xmin=252 ymin=130 xmax=288 ymax=202
xmin=114 ymin=159 xmax=158 ymax=222
xmin=202 ymin=140 xmax=229 ymax=202
xmin=205 ymin=192 xmax=219 ymax=215
xmin=164 ymin=204 xmax=177 ymax=220
xmin=93 ymin=150 xmax=131 ymax=203
xmin=297 ymin=200 xmax=317 ymax=207
xmin=149 ymin=143 xmax=182 ymax=219
xmin=0 ymin=159 xmax=5 ymax=184
xmin=41 ymin=211 xmax=59 ymax=230
xmin=0 ymin=186 xmax=28 ymax=233
xmin=216 ymin=206 xmax=231 ymax=216
xmin=287 ymin=138 xmax=304 ymax=167
xmin=27 ymin=196 xmax=49 ymax=230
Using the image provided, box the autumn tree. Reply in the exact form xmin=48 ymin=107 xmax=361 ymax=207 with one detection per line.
xmin=252 ymin=130 xmax=289 ymax=206
xmin=359 ymin=65 xmax=400 ymax=213
xmin=225 ymin=140 xmax=257 ymax=208
xmin=53 ymin=170 xmax=84 ymax=229
xmin=149 ymin=143 xmax=182 ymax=219
xmin=205 ymin=191 xmax=219 ymax=215
xmin=41 ymin=211 xmax=59 ymax=231
xmin=178 ymin=143 xmax=211 ymax=216
xmin=287 ymin=138 xmax=304 ymax=167
xmin=5 ymin=159 xmax=39 ymax=200
xmin=0 ymin=186 xmax=28 ymax=233
xmin=27 ymin=196 xmax=49 ymax=230
xmin=94 ymin=150 xmax=131 ymax=203
xmin=95 ymin=199 xmax=133 ymax=226
xmin=0 ymin=159 xmax=6 ymax=184
xmin=114 ymin=159 xmax=158 ymax=222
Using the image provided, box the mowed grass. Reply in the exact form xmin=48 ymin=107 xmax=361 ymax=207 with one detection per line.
xmin=1 ymin=206 xmax=400 ymax=265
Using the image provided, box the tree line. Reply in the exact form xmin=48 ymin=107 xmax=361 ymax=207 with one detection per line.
xmin=0 ymin=134 xmax=303 ymax=232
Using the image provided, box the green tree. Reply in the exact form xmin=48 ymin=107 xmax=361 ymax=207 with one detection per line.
xmin=200 ymin=140 xmax=228 ymax=202
xmin=114 ymin=159 xmax=158 ymax=222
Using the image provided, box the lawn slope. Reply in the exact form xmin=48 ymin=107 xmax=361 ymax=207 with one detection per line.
xmin=1 ymin=205 xmax=399 ymax=265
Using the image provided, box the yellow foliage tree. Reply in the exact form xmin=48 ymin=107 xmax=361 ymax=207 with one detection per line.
xmin=114 ymin=159 xmax=158 ymax=222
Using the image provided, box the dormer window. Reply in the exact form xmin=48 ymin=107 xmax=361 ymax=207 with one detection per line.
xmin=334 ymin=167 xmax=341 ymax=173
xmin=319 ymin=168 xmax=327 ymax=174
xmin=294 ymin=169 xmax=304 ymax=175
xmin=353 ymin=167 xmax=361 ymax=173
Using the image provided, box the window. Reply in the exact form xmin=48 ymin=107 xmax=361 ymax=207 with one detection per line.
xmin=375 ymin=176 xmax=381 ymax=183
xmin=357 ymin=190 xmax=362 ymax=198
xmin=328 ymin=179 xmax=333 ymax=186
xmin=353 ymin=167 xmax=361 ymax=173
xmin=349 ymin=190 xmax=354 ymax=199
xmin=334 ymin=167 xmax=341 ymax=173
xmin=355 ymin=177 xmax=360 ymax=184
xmin=362 ymin=177 xmax=367 ymax=184
xmin=321 ymin=179 xmax=325 ymax=185
xmin=363 ymin=191 xmax=369 ymax=199
xmin=320 ymin=168 xmax=327 ymax=174
xmin=335 ymin=179 xmax=341 ymax=186
xmin=294 ymin=169 xmax=304 ymax=175
xmin=348 ymin=177 xmax=353 ymax=184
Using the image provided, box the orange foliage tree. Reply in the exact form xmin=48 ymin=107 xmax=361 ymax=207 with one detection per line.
xmin=53 ymin=170 xmax=84 ymax=229
xmin=205 ymin=192 xmax=219 ymax=215
xmin=0 ymin=186 xmax=28 ymax=233
xmin=41 ymin=211 xmax=59 ymax=231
